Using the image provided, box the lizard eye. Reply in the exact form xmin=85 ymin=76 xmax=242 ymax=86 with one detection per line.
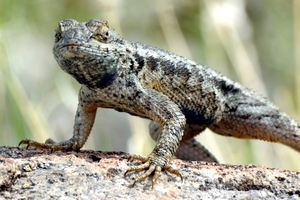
xmin=86 ymin=19 xmax=111 ymax=43
xmin=92 ymin=26 xmax=111 ymax=43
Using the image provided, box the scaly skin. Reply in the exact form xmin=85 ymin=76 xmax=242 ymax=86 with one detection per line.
xmin=20 ymin=19 xmax=300 ymax=186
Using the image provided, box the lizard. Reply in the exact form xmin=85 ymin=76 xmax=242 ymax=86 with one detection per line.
xmin=19 ymin=19 xmax=300 ymax=186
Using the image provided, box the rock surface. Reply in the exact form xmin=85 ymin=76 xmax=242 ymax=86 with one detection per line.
xmin=0 ymin=146 xmax=299 ymax=199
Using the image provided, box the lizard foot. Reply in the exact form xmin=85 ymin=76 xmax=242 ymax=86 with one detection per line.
xmin=18 ymin=138 xmax=76 ymax=152
xmin=125 ymin=154 xmax=182 ymax=187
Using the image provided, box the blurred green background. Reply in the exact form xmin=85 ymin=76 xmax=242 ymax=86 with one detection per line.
xmin=0 ymin=0 xmax=299 ymax=170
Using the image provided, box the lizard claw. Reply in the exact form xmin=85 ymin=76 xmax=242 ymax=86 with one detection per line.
xmin=127 ymin=154 xmax=148 ymax=162
xmin=125 ymin=154 xmax=182 ymax=187
xmin=18 ymin=139 xmax=51 ymax=150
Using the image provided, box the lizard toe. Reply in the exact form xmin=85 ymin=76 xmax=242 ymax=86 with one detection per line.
xmin=127 ymin=154 xmax=148 ymax=162
xmin=19 ymin=139 xmax=48 ymax=150
xmin=125 ymin=154 xmax=181 ymax=187
xmin=163 ymin=164 xmax=182 ymax=180
xmin=132 ymin=164 xmax=156 ymax=187
xmin=19 ymin=138 xmax=76 ymax=152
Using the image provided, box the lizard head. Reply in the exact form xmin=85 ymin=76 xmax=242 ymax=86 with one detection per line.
xmin=52 ymin=19 xmax=123 ymax=89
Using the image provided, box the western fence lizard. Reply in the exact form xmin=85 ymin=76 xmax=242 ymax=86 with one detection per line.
xmin=19 ymin=19 xmax=300 ymax=185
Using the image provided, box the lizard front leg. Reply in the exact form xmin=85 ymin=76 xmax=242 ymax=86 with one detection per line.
xmin=125 ymin=88 xmax=186 ymax=186
xmin=149 ymin=121 xmax=218 ymax=162
xmin=19 ymin=89 xmax=97 ymax=151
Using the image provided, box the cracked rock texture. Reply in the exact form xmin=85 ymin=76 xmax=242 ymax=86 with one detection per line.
xmin=0 ymin=146 xmax=299 ymax=199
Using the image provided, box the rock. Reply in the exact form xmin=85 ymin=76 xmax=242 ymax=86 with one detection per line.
xmin=0 ymin=146 xmax=299 ymax=199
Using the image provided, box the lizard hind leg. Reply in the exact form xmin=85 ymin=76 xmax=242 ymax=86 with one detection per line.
xmin=176 ymin=138 xmax=218 ymax=162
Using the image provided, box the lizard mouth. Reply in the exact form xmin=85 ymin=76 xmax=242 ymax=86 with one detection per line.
xmin=54 ymin=43 xmax=87 ymax=54
xmin=58 ymin=43 xmax=81 ymax=49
